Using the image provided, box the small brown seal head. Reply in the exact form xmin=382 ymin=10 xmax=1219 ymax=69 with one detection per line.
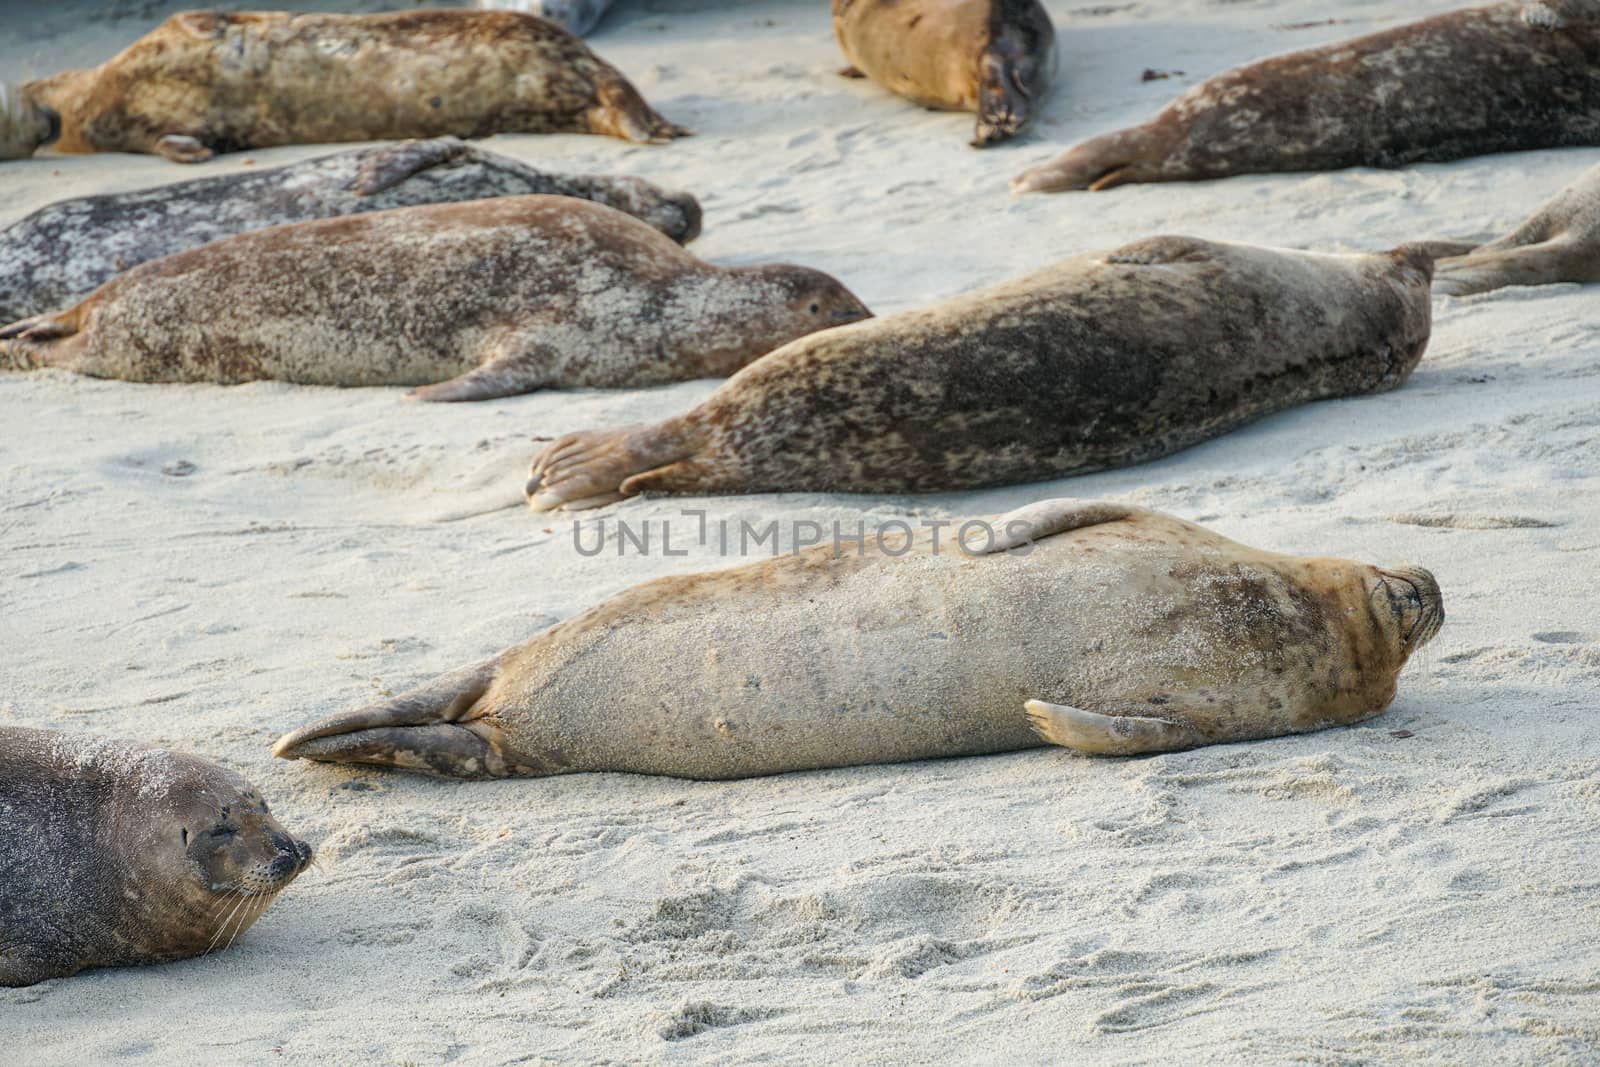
xmin=0 ymin=83 xmax=58 ymax=160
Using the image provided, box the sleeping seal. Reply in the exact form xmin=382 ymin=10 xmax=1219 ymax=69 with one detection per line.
xmin=1 ymin=727 xmax=311 ymax=986
xmin=1433 ymin=163 xmax=1600 ymax=295
xmin=833 ymin=0 xmax=1057 ymax=146
xmin=272 ymin=500 xmax=1445 ymax=779
xmin=1013 ymin=1 xmax=1600 ymax=193
xmin=24 ymin=9 xmax=687 ymax=163
xmin=0 ymin=196 xmax=869 ymax=401
xmin=523 ymin=236 xmax=1432 ymax=509
xmin=0 ymin=137 xmax=701 ymax=324
xmin=0 ymin=82 xmax=58 ymax=160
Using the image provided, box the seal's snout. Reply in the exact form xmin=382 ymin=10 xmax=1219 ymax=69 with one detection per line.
xmin=266 ymin=835 xmax=314 ymax=882
xmin=1380 ymin=564 xmax=1444 ymax=652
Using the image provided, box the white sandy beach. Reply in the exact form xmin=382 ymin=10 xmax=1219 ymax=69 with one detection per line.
xmin=1 ymin=0 xmax=1598 ymax=1062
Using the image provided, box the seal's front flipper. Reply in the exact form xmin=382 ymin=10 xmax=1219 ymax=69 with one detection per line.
xmin=1010 ymin=125 xmax=1162 ymax=194
xmin=525 ymin=421 xmax=700 ymax=512
xmin=982 ymin=498 xmax=1141 ymax=553
xmin=838 ymin=65 xmax=866 ymax=78
xmin=1024 ymin=700 xmax=1204 ymax=756
xmin=1104 ymin=235 xmax=1213 ymax=266
xmin=154 ymin=134 xmax=213 ymax=164
xmin=973 ymin=54 xmax=1035 ymax=148
xmin=409 ymin=343 xmax=557 ymax=403
xmin=347 ymin=137 xmax=471 ymax=196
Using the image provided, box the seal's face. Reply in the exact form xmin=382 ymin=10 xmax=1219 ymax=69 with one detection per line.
xmin=177 ymin=783 xmax=313 ymax=899
xmin=777 ymin=267 xmax=874 ymax=330
xmin=1368 ymin=565 xmax=1445 ymax=662
xmin=0 ymin=83 xmax=57 ymax=160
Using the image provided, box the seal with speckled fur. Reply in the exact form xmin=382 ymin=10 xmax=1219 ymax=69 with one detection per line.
xmin=24 ymin=9 xmax=687 ymax=164
xmin=272 ymin=500 xmax=1445 ymax=779
xmin=0 ymin=138 xmax=701 ymax=325
xmin=0 ymin=196 xmax=868 ymax=401
xmin=522 ymin=236 xmax=1432 ymax=509
xmin=1013 ymin=1 xmax=1600 ymax=193
xmin=473 ymin=0 xmax=617 ymax=37
xmin=1430 ymin=163 xmax=1600 ymax=295
xmin=0 ymin=82 xmax=58 ymax=160
xmin=0 ymin=727 xmax=312 ymax=986
xmin=834 ymin=0 xmax=1056 ymax=146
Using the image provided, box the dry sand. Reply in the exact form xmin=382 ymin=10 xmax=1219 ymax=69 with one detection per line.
xmin=2 ymin=0 xmax=1598 ymax=1062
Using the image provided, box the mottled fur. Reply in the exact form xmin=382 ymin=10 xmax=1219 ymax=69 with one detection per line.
xmin=25 ymin=9 xmax=686 ymax=163
xmin=1014 ymin=0 xmax=1600 ymax=192
xmin=1434 ymin=162 xmax=1600 ymax=295
xmin=273 ymin=501 xmax=1444 ymax=780
xmin=0 ymin=196 xmax=868 ymax=400
xmin=833 ymin=0 xmax=1056 ymax=146
xmin=524 ymin=236 xmax=1432 ymax=509
xmin=0 ymin=728 xmax=310 ymax=987
xmin=0 ymin=137 xmax=701 ymax=324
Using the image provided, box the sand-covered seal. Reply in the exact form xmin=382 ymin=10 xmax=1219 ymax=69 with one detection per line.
xmin=0 ymin=82 xmax=58 ymax=161
xmin=472 ymin=0 xmax=618 ymax=37
xmin=0 ymin=137 xmax=701 ymax=325
xmin=24 ymin=9 xmax=687 ymax=164
xmin=523 ymin=236 xmax=1432 ymax=509
xmin=0 ymin=195 xmax=868 ymax=401
xmin=1431 ymin=163 xmax=1600 ymax=295
xmin=833 ymin=0 xmax=1057 ymax=146
xmin=1013 ymin=1 xmax=1600 ymax=193
xmin=273 ymin=500 xmax=1445 ymax=779
xmin=0 ymin=727 xmax=312 ymax=986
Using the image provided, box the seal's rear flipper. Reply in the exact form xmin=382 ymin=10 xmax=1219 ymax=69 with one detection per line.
xmin=1435 ymin=239 xmax=1589 ymax=297
xmin=1024 ymin=699 xmax=1203 ymax=756
xmin=1406 ymin=239 xmax=1482 ymax=260
xmin=347 ymin=137 xmax=471 ymax=196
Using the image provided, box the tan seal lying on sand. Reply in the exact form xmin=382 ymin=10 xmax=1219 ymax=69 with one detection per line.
xmin=273 ymin=500 xmax=1445 ymax=779
xmin=24 ymin=9 xmax=687 ymax=164
xmin=0 ymin=137 xmax=701 ymax=325
xmin=1013 ymin=1 xmax=1600 ymax=193
xmin=523 ymin=236 xmax=1432 ymax=509
xmin=0 ymin=82 xmax=57 ymax=160
xmin=833 ymin=0 xmax=1057 ymax=146
xmin=0 ymin=196 xmax=869 ymax=401
xmin=1431 ymin=163 xmax=1600 ymax=296
xmin=0 ymin=727 xmax=312 ymax=987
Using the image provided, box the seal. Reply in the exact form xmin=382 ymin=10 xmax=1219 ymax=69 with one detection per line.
xmin=0 ymin=137 xmax=702 ymax=324
xmin=0 ymin=82 xmax=58 ymax=161
xmin=833 ymin=0 xmax=1057 ymax=146
xmin=23 ymin=9 xmax=688 ymax=164
xmin=522 ymin=235 xmax=1432 ymax=509
xmin=472 ymin=0 xmax=618 ymax=37
xmin=1433 ymin=163 xmax=1600 ymax=295
xmin=1012 ymin=1 xmax=1600 ymax=193
xmin=272 ymin=500 xmax=1445 ymax=780
xmin=0 ymin=727 xmax=312 ymax=986
xmin=0 ymin=195 xmax=869 ymax=401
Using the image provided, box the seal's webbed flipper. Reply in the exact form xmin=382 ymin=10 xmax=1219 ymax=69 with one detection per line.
xmin=1024 ymin=700 xmax=1204 ymax=756
xmin=409 ymin=342 xmax=557 ymax=403
xmin=154 ymin=134 xmax=213 ymax=164
xmin=346 ymin=137 xmax=472 ymax=196
xmin=838 ymin=65 xmax=867 ymax=78
xmin=1406 ymin=239 xmax=1483 ymax=261
xmin=1434 ymin=239 xmax=1588 ymax=296
xmin=982 ymin=498 xmax=1140 ymax=554
xmin=525 ymin=423 xmax=697 ymax=512
xmin=1010 ymin=125 xmax=1162 ymax=194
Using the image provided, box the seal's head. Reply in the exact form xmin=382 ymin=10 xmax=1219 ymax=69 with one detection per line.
xmin=0 ymin=82 xmax=58 ymax=160
xmin=1370 ymin=564 xmax=1445 ymax=663
xmin=755 ymin=264 xmax=874 ymax=331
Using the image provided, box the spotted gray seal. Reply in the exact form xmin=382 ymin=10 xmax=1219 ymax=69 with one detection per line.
xmin=1432 ymin=162 xmax=1600 ymax=295
xmin=833 ymin=0 xmax=1057 ymax=146
xmin=523 ymin=236 xmax=1432 ymax=509
xmin=24 ymin=9 xmax=687 ymax=164
xmin=0 ymin=727 xmax=311 ymax=987
xmin=1013 ymin=1 xmax=1600 ymax=193
xmin=0 ymin=196 xmax=869 ymax=401
xmin=272 ymin=500 xmax=1445 ymax=779
xmin=0 ymin=137 xmax=701 ymax=324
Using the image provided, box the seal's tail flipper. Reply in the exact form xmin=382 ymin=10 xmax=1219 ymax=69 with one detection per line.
xmin=1434 ymin=239 xmax=1587 ymax=297
xmin=525 ymin=423 xmax=699 ymax=512
xmin=271 ymin=658 xmax=533 ymax=778
xmin=1024 ymin=699 xmax=1204 ymax=756
xmin=1009 ymin=125 xmax=1162 ymax=194
xmin=346 ymin=137 xmax=471 ymax=196
xmin=0 ymin=307 xmax=82 ymax=369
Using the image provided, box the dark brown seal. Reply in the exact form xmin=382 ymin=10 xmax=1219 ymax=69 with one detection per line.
xmin=273 ymin=500 xmax=1444 ymax=779
xmin=833 ymin=0 xmax=1057 ymax=146
xmin=0 ymin=727 xmax=311 ymax=987
xmin=24 ymin=9 xmax=687 ymax=164
xmin=1013 ymin=1 xmax=1600 ymax=193
xmin=524 ymin=236 xmax=1432 ymax=509
xmin=0 ymin=196 xmax=869 ymax=401
xmin=1433 ymin=162 xmax=1600 ymax=295
xmin=0 ymin=137 xmax=702 ymax=325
